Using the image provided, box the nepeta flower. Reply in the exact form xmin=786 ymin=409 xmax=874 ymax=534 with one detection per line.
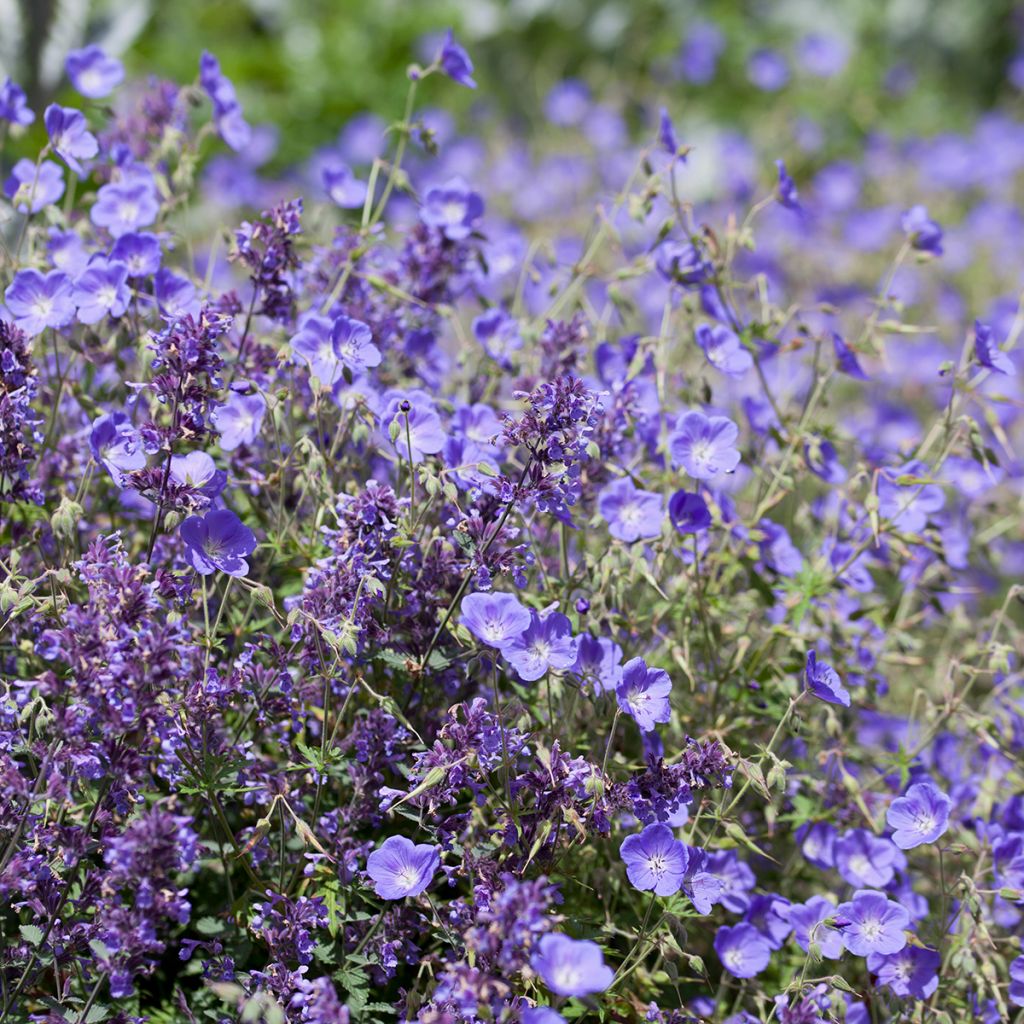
xmin=91 ymin=180 xmax=160 ymax=237
xmin=180 ymin=508 xmax=256 ymax=576
xmin=901 ymin=204 xmax=943 ymax=255
xmin=332 ymin=315 xmax=381 ymax=372
xmin=44 ymin=104 xmax=99 ymax=176
xmin=973 ymin=319 xmax=1015 ymax=376
xmin=4 ymin=158 xmax=65 ymax=213
xmin=212 ymin=391 xmax=266 ymax=451
xmin=531 ymin=934 xmax=613 ymax=997
xmin=620 ymin=823 xmax=687 ymax=896
xmin=73 ymin=260 xmax=131 ymax=324
xmin=867 ymin=946 xmax=940 ymax=999
xmin=460 ymin=591 xmax=531 ymax=648
xmin=669 ymin=490 xmax=711 ymax=534
xmin=66 ymin=45 xmax=124 ymax=98
xmin=200 ymin=50 xmax=252 ymax=151
xmin=886 ymin=782 xmax=952 ymax=850
xmin=502 ymin=610 xmax=578 ymax=682
xmin=616 ymin=657 xmax=672 ymax=732
xmin=836 ymin=890 xmax=909 ymax=956
xmin=834 ymin=830 xmax=899 ymax=889
xmin=696 ymin=323 xmax=753 ymax=377
xmin=421 ymin=177 xmax=485 ymax=240
xmin=0 ymin=77 xmax=34 ymax=125
xmin=438 ymin=30 xmax=477 ymax=89
xmin=0 ymin=319 xmax=42 ymax=503
xmin=4 ymin=269 xmax=75 ymax=336
xmin=714 ymin=923 xmax=772 ymax=978
xmin=669 ymin=411 xmax=741 ymax=480
xmin=366 ymin=835 xmax=440 ymax=899
xmin=775 ymin=159 xmax=800 ymax=209
xmin=598 ymin=477 xmax=664 ymax=542
xmin=804 ymin=650 xmax=850 ymax=707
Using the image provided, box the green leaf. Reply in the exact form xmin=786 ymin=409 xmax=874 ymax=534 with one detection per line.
xmin=19 ymin=923 xmax=44 ymax=945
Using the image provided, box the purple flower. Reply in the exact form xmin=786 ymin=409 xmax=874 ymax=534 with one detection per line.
xmin=706 ymin=850 xmax=756 ymax=913
xmin=833 ymin=332 xmax=868 ymax=379
xmin=572 ymin=634 xmax=624 ymax=694
xmin=473 ymin=308 xmax=523 ymax=368
xmin=461 ymin=591 xmax=531 ymax=649
xmin=365 ymin=835 xmax=440 ymax=899
xmin=747 ymin=49 xmax=790 ymax=91
xmin=200 ymin=51 xmax=252 ymax=151
xmin=973 ymin=319 xmax=1016 ymax=376
xmin=867 ymin=946 xmax=940 ymax=999
xmin=668 ymin=490 xmax=711 ymax=534
xmin=91 ymin=180 xmax=160 ymax=237
xmin=669 ymin=411 xmax=741 ymax=480
xmin=212 ymin=391 xmax=266 ymax=452
xmin=1010 ymin=955 xmax=1024 ymax=1008
xmin=291 ymin=314 xmax=342 ymax=387
xmin=714 ymin=923 xmax=772 ymax=978
xmin=438 ymin=30 xmax=477 ymax=89
xmin=90 ymin=411 xmax=147 ymax=486
xmin=4 ymin=269 xmax=75 ymax=336
xmin=73 ymin=260 xmax=131 ymax=324
xmin=836 ymin=890 xmax=909 ymax=956
xmin=0 ymin=77 xmax=34 ymax=126
xmin=798 ymin=32 xmax=850 ymax=78
xmin=381 ymin=389 xmax=446 ymax=463
xmin=655 ymin=240 xmax=709 ymax=287
xmin=502 ymin=610 xmax=578 ymax=682
xmin=421 ymin=177 xmax=484 ymax=240
xmin=111 ymin=232 xmax=162 ymax=278
xmin=322 ymin=162 xmax=368 ymax=208
xmin=834 ymin=830 xmax=900 ymax=889
xmin=886 ymin=782 xmax=952 ymax=850
xmin=696 ymin=323 xmax=753 ymax=377
xmin=620 ymin=823 xmax=687 ymax=896
xmin=804 ymin=650 xmax=850 ymax=707
xmin=66 ymin=45 xmax=124 ymax=98
xmin=901 ymin=205 xmax=943 ymax=256
xmin=4 ymin=158 xmax=65 ymax=213
xmin=681 ymin=846 xmax=725 ymax=914
xmin=798 ymin=822 xmax=837 ymax=869
xmin=775 ymin=160 xmax=800 ymax=209
xmin=332 ymin=315 xmax=381 ymax=372
xmin=616 ymin=657 xmax=672 ymax=732
xmin=658 ymin=107 xmax=679 ymax=155
xmin=598 ymin=477 xmax=664 ymax=542
xmin=44 ymin=104 xmax=98 ymax=176
xmin=788 ymin=896 xmax=843 ymax=959
xmin=170 ymin=451 xmax=226 ymax=499
xmin=180 ymin=507 xmax=256 ymax=577
xmin=531 ymin=934 xmax=613 ymax=997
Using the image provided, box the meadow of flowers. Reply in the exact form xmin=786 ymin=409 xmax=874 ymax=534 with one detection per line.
xmin=1 ymin=24 xmax=1024 ymax=1024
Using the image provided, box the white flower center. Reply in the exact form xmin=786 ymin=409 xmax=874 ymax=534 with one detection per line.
xmin=849 ymin=854 xmax=871 ymax=878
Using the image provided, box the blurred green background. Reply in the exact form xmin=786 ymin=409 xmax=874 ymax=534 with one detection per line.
xmin=2 ymin=0 xmax=1022 ymax=166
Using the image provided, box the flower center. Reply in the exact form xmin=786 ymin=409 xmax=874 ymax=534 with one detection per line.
xmin=849 ymin=854 xmax=871 ymax=878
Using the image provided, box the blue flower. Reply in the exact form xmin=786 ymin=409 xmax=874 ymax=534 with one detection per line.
xmin=66 ymin=45 xmax=124 ymax=98
xmin=714 ymin=922 xmax=772 ymax=978
xmin=531 ymin=934 xmax=613 ymax=998
xmin=696 ymin=323 xmax=753 ymax=377
xmin=901 ymin=204 xmax=943 ymax=256
xmin=669 ymin=411 xmax=741 ymax=480
xmin=460 ymin=591 xmax=531 ymax=649
xmin=44 ymin=105 xmax=98 ymax=176
xmin=836 ymin=889 xmax=909 ymax=956
xmin=180 ymin=508 xmax=256 ymax=577
xmin=502 ymin=610 xmax=578 ymax=682
xmin=438 ymin=30 xmax=477 ymax=89
xmin=973 ymin=319 xmax=1016 ymax=376
xmin=212 ymin=390 xmax=266 ymax=452
xmin=366 ymin=835 xmax=440 ymax=899
xmin=616 ymin=657 xmax=672 ymax=732
xmin=885 ymin=781 xmax=952 ymax=850
xmin=597 ymin=477 xmax=664 ymax=542
xmin=620 ymin=823 xmax=687 ymax=896
xmin=421 ymin=177 xmax=484 ymax=240
xmin=804 ymin=650 xmax=850 ymax=707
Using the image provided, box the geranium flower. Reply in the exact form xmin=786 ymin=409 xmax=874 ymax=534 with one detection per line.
xmin=180 ymin=508 xmax=256 ymax=577
xmin=669 ymin=411 xmax=741 ymax=480
xmin=531 ymin=934 xmax=613 ymax=997
xmin=365 ymin=835 xmax=440 ymax=900
xmin=885 ymin=782 xmax=952 ymax=850
xmin=620 ymin=823 xmax=687 ymax=896
xmin=836 ymin=890 xmax=909 ymax=956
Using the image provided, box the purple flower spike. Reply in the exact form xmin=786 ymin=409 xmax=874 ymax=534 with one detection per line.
xmin=365 ymin=835 xmax=440 ymax=899
xmin=460 ymin=591 xmax=531 ymax=649
xmin=180 ymin=508 xmax=256 ymax=577
xmin=421 ymin=177 xmax=484 ymax=240
xmin=669 ymin=411 xmax=741 ymax=480
xmin=804 ymin=650 xmax=851 ymax=707
xmin=616 ymin=657 xmax=672 ymax=732
xmin=44 ymin=105 xmax=99 ymax=176
xmin=714 ymin=922 xmax=772 ymax=978
xmin=438 ymin=30 xmax=477 ymax=89
xmin=886 ymin=782 xmax=952 ymax=850
xmin=836 ymin=889 xmax=910 ymax=956
xmin=620 ymin=823 xmax=687 ymax=896
xmin=531 ymin=933 xmax=613 ymax=997
xmin=4 ymin=269 xmax=75 ymax=336
xmin=66 ymin=45 xmax=124 ymax=98
xmin=597 ymin=477 xmax=664 ymax=542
